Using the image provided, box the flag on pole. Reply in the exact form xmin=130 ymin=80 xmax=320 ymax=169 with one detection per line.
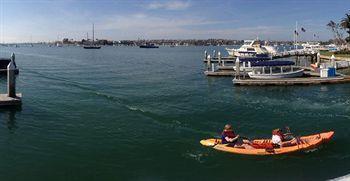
xmin=294 ymin=30 xmax=299 ymax=36
xmin=301 ymin=27 xmax=306 ymax=32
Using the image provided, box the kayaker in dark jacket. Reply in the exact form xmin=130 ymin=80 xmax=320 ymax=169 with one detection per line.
xmin=221 ymin=124 xmax=240 ymax=145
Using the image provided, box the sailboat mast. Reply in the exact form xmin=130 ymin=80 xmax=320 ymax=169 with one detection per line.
xmin=92 ymin=23 xmax=94 ymax=44
xmin=295 ymin=21 xmax=298 ymax=50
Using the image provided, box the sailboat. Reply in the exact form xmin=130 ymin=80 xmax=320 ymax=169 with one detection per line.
xmin=83 ymin=23 xmax=101 ymax=49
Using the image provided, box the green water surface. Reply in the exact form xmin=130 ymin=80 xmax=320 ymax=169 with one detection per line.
xmin=0 ymin=45 xmax=349 ymax=180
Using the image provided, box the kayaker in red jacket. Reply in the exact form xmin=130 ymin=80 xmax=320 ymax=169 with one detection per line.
xmin=221 ymin=124 xmax=240 ymax=145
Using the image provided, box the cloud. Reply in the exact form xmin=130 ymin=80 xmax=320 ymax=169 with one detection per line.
xmin=146 ymin=1 xmax=190 ymax=10
xmin=100 ymin=14 xmax=221 ymax=30
xmin=96 ymin=13 xmax=293 ymax=40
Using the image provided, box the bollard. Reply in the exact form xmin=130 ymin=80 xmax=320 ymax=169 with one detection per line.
xmin=7 ymin=53 xmax=16 ymax=98
xmin=235 ymin=57 xmax=240 ymax=79
xmin=218 ymin=52 xmax=221 ymax=66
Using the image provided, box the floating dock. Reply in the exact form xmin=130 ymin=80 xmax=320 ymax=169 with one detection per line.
xmin=0 ymin=53 xmax=22 ymax=107
xmin=0 ymin=94 xmax=22 ymax=106
xmin=233 ymin=76 xmax=350 ymax=86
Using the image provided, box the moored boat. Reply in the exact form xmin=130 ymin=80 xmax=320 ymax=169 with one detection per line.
xmin=200 ymin=131 xmax=334 ymax=155
xmin=83 ymin=23 xmax=101 ymax=49
xmin=139 ymin=43 xmax=159 ymax=48
xmin=225 ymin=39 xmax=271 ymax=61
xmin=248 ymin=61 xmax=304 ymax=79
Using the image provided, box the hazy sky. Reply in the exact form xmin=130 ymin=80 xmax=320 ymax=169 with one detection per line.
xmin=0 ymin=0 xmax=349 ymax=43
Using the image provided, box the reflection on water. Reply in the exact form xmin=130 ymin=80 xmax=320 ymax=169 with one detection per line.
xmin=0 ymin=108 xmax=21 ymax=132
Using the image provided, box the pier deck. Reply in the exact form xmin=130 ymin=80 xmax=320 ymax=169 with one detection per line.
xmin=233 ymin=76 xmax=350 ymax=86
xmin=0 ymin=94 xmax=22 ymax=107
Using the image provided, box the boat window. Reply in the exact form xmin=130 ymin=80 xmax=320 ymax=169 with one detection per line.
xmin=271 ymin=67 xmax=280 ymax=73
xmin=285 ymin=66 xmax=292 ymax=72
xmin=247 ymin=48 xmax=255 ymax=51
xmin=264 ymin=67 xmax=271 ymax=74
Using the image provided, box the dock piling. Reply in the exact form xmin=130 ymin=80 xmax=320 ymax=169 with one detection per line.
xmin=204 ymin=50 xmax=208 ymax=60
xmin=207 ymin=55 xmax=211 ymax=71
xmin=317 ymin=52 xmax=320 ymax=65
xmin=218 ymin=52 xmax=221 ymax=66
xmin=235 ymin=57 xmax=240 ymax=79
xmin=0 ymin=53 xmax=22 ymax=107
xmin=331 ymin=55 xmax=335 ymax=68
xmin=8 ymin=53 xmax=16 ymax=98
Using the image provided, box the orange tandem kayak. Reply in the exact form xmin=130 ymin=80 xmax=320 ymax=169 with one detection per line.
xmin=200 ymin=131 xmax=334 ymax=155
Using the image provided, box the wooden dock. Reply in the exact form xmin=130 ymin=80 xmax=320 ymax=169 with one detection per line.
xmin=233 ymin=76 xmax=350 ymax=86
xmin=0 ymin=94 xmax=22 ymax=107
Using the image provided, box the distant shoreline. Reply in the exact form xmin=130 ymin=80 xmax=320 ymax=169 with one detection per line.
xmin=0 ymin=39 xmax=332 ymax=47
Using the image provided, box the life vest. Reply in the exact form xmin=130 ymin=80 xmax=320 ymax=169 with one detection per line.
xmin=221 ymin=130 xmax=236 ymax=144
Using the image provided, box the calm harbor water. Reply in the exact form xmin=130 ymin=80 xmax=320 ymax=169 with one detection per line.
xmin=0 ymin=45 xmax=349 ymax=180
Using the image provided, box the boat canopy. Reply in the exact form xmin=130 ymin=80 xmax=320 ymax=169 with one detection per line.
xmin=251 ymin=61 xmax=295 ymax=67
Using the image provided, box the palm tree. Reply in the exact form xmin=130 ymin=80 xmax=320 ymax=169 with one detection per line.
xmin=340 ymin=12 xmax=350 ymax=43
xmin=327 ymin=20 xmax=344 ymax=45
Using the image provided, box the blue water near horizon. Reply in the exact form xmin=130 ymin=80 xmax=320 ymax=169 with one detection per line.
xmin=0 ymin=45 xmax=349 ymax=180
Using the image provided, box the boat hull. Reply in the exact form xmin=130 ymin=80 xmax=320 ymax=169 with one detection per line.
xmin=83 ymin=46 xmax=101 ymax=49
xmin=200 ymin=131 xmax=334 ymax=155
xmin=139 ymin=45 xmax=159 ymax=48
xmin=248 ymin=69 xmax=304 ymax=79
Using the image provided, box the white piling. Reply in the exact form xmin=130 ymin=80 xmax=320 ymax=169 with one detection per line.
xmin=218 ymin=51 xmax=221 ymax=65
xmin=207 ymin=55 xmax=211 ymax=70
xmin=211 ymin=63 xmax=215 ymax=72
xmin=331 ymin=55 xmax=336 ymax=68
xmin=316 ymin=52 xmax=320 ymax=65
xmin=235 ymin=57 xmax=240 ymax=79
xmin=7 ymin=53 xmax=16 ymax=98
